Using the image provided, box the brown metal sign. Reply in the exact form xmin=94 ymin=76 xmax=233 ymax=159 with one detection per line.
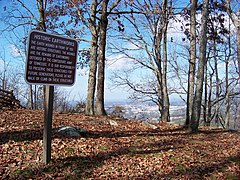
xmin=25 ymin=30 xmax=78 ymax=86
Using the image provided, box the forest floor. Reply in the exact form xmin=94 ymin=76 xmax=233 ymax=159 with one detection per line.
xmin=0 ymin=109 xmax=240 ymax=179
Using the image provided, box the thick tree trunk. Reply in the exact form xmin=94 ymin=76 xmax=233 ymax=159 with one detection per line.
xmin=34 ymin=85 xmax=38 ymax=109
xmin=155 ymin=21 xmax=163 ymax=97
xmin=85 ymin=38 xmax=98 ymax=115
xmin=186 ymin=0 xmax=197 ymax=127
xmin=38 ymin=0 xmax=47 ymax=110
xmin=214 ymin=39 xmax=220 ymax=126
xmin=161 ymin=0 xmax=170 ymax=122
xmin=207 ymin=67 xmax=213 ymax=126
xmin=225 ymin=7 xmax=233 ymax=129
xmin=155 ymin=42 xmax=163 ymax=120
xmin=38 ymin=0 xmax=47 ymax=31
xmin=29 ymin=85 xmax=34 ymax=109
xmin=237 ymin=28 xmax=240 ymax=78
xmin=203 ymin=64 xmax=208 ymax=125
xmin=85 ymin=0 xmax=98 ymax=115
xmin=225 ymin=18 xmax=231 ymax=129
xmin=95 ymin=0 xmax=109 ymax=116
xmin=190 ymin=0 xmax=209 ymax=133
xmin=225 ymin=60 xmax=230 ymax=129
xmin=162 ymin=47 xmax=170 ymax=122
xmin=226 ymin=0 xmax=240 ymax=78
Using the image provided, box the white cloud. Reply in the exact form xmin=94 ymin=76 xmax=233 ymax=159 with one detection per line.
xmin=9 ymin=44 xmax=22 ymax=58
xmin=106 ymin=42 xmax=144 ymax=70
xmin=106 ymin=54 xmax=135 ymax=70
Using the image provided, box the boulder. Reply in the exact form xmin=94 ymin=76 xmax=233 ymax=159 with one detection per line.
xmin=141 ymin=121 xmax=158 ymax=130
xmin=109 ymin=120 xmax=118 ymax=126
xmin=57 ymin=126 xmax=89 ymax=137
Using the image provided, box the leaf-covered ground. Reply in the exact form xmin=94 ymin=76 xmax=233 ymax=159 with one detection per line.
xmin=0 ymin=109 xmax=240 ymax=179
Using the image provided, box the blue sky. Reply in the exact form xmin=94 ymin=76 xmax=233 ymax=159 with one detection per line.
xmin=0 ymin=0 xmax=214 ymax=104
xmin=0 ymin=0 xmax=186 ymax=103
xmin=0 ymin=0 xmax=133 ymax=102
xmin=0 ymin=0 xmax=236 ymax=104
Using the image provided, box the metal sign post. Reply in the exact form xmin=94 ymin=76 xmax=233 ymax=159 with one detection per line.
xmin=25 ymin=30 xmax=78 ymax=164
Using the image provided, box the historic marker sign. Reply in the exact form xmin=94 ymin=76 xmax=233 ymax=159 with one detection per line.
xmin=26 ymin=30 xmax=78 ymax=86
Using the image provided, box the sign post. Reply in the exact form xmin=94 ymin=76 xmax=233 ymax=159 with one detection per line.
xmin=25 ymin=30 xmax=78 ymax=164
xmin=43 ymin=85 xmax=54 ymax=164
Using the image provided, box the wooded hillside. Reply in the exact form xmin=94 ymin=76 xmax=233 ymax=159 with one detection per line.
xmin=0 ymin=0 xmax=239 ymax=133
xmin=0 ymin=109 xmax=240 ymax=179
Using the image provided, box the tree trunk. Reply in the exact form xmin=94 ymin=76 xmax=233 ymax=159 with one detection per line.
xmin=237 ymin=28 xmax=240 ymax=78
xmin=34 ymin=85 xmax=38 ymax=109
xmin=85 ymin=38 xmax=98 ymax=115
xmin=85 ymin=0 xmax=98 ymax=115
xmin=186 ymin=0 xmax=197 ymax=127
xmin=207 ymin=67 xmax=213 ymax=126
xmin=155 ymin=38 xmax=163 ymax=121
xmin=225 ymin=59 xmax=230 ymax=129
xmin=29 ymin=85 xmax=34 ymax=109
xmin=38 ymin=0 xmax=47 ymax=31
xmin=161 ymin=0 xmax=170 ymax=122
xmin=226 ymin=0 xmax=240 ymax=78
xmin=190 ymin=0 xmax=209 ymax=133
xmin=213 ymin=39 xmax=220 ymax=126
xmin=95 ymin=0 xmax=109 ymax=115
xmin=203 ymin=63 xmax=208 ymax=125
xmin=224 ymin=16 xmax=232 ymax=129
xmin=37 ymin=0 xmax=47 ymax=110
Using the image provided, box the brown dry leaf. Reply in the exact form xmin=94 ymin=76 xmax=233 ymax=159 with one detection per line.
xmin=1 ymin=109 xmax=240 ymax=179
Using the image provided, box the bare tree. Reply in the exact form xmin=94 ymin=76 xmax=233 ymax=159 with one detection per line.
xmin=48 ymin=0 xmax=121 ymax=115
xmin=85 ymin=0 xmax=99 ymax=115
xmin=1 ymin=0 xmax=49 ymax=109
xmin=53 ymin=87 xmax=73 ymax=112
xmin=225 ymin=0 xmax=240 ymax=78
xmin=161 ymin=0 xmax=171 ymax=122
xmin=190 ymin=0 xmax=209 ymax=132
xmin=95 ymin=0 xmax=110 ymax=115
xmin=186 ymin=0 xmax=197 ymax=127
xmin=110 ymin=0 xmax=172 ymax=122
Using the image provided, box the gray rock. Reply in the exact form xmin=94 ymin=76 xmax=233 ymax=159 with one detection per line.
xmin=109 ymin=120 xmax=118 ymax=126
xmin=141 ymin=121 xmax=158 ymax=129
xmin=57 ymin=126 xmax=89 ymax=137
